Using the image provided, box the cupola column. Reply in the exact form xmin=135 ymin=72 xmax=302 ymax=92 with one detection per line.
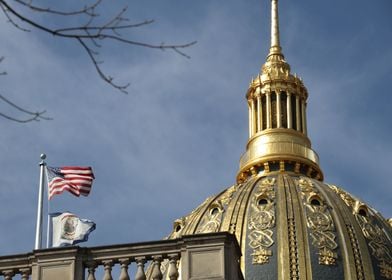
xmin=287 ymin=92 xmax=292 ymax=129
xmin=302 ymin=100 xmax=307 ymax=135
xmin=276 ymin=90 xmax=281 ymax=127
xmin=296 ymin=96 xmax=301 ymax=132
xmin=257 ymin=91 xmax=262 ymax=132
xmin=266 ymin=92 xmax=272 ymax=129
xmin=252 ymin=99 xmax=257 ymax=135
xmin=248 ymin=100 xmax=252 ymax=137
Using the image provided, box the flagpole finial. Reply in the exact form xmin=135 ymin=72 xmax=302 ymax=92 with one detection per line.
xmin=40 ymin=154 xmax=46 ymax=166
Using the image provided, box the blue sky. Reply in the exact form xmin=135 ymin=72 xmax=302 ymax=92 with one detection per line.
xmin=0 ymin=0 xmax=391 ymax=255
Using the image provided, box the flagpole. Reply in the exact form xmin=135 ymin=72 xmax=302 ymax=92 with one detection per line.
xmin=34 ymin=154 xmax=46 ymax=250
xmin=46 ymin=168 xmax=52 ymax=249
xmin=46 ymin=212 xmax=52 ymax=248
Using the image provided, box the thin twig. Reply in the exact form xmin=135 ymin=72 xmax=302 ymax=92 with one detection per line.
xmin=12 ymin=0 xmax=101 ymax=17
xmin=0 ymin=56 xmax=6 ymax=75
xmin=0 ymin=93 xmax=52 ymax=122
xmin=0 ymin=2 xmax=30 ymax=31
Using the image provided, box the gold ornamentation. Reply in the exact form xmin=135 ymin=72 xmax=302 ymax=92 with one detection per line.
xmin=219 ymin=185 xmax=237 ymax=205
xmin=306 ymin=204 xmax=338 ymax=265
xmin=318 ymin=247 xmax=337 ymax=266
xmin=355 ymin=214 xmax=392 ymax=279
xmin=380 ymin=261 xmax=392 ymax=279
xmin=329 ymin=185 xmax=356 ymax=208
xmin=346 ymin=224 xmax=365 ymax=280
xmin=248 ymin=177 xmax=276 ymax=265
xmin=387 ymin=218 xmax=392 ymax=228
xmin=298 ymin=177 xmax=314 ymax=193
xmin=330 ymin=185 xmax=392 ymax=279
xmin=298 ymin=177 xmax=338 ymax=266
xmin=196 ymin=206 xmax=222 ymax=233
xmin=196 ymin=185 xmax=238 ymax=234
xmin=288 ymin=218 xmax=299 ymax=279
xmin=251 ymin=247 xmax=272 ymax=265
xmin=169 ymin=196 xmax=212 ymax=238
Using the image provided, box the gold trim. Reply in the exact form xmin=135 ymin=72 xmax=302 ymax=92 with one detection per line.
xmin=276 ymin=174 xmax=290 ymax=279
xmin=347 ymin=224 xmax=365 ymax=280
xmin=284 ymin=175 xmax=305 ymax=279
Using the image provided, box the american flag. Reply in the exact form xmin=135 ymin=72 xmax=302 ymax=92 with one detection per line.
xmin=47 ymin=166 xmax=95 ymax=199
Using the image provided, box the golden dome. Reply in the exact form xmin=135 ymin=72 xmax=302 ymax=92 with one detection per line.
xmin=167 ymin=0 xmax=392 ymax=279
xmin=169 ymin=174 xmax=392 ymax=279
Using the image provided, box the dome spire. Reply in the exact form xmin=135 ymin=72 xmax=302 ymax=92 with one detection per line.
xmin=270 ymin=0 xmax=282 ymax=55
xmin=236 ymin=0 xmax=323 ymax=183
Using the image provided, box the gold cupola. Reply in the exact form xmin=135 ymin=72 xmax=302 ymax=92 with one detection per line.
xmin=237 ymin=0 xmax=322 ymax=183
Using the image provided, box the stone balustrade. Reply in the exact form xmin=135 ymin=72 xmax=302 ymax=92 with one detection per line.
xmin=0 ymin=232 xmax=243 ymax=280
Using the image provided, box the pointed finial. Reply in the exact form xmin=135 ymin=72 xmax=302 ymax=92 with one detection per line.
xmin=269 ymin=0 xmax=282 ymax=55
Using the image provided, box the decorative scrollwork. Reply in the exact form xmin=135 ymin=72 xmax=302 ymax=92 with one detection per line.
xmin=248 ymin=177 xmax=276 ymax=265
xmin=330 ymin=185 xmax=392 ymax=279
xmin=219 ymin=185 xmax=238 ymax=205
xmin=306 ymin=204 xmax=338 ymax=265
xmin=196 ymin=185 xmax=238 ymax=234
xmin=297 ymin=177 xmax=338 ymax=265
xmin=196 ymin=204 xmax=223 ymax=234
xmin=356 ymin=214 xmax=392 ymax=279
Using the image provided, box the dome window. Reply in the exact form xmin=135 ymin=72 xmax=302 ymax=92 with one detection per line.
xmin=358 ymin=208 xmax=368 ymax=217
xmin=308 ymin=195 xmax=322 ymax=206
xmin=175 ymin=225 xmax=182 ymax=232
xmin=258 ymin=198 xmax=269 ymax=206
xmin=210 ymin=207 xmax=220 ymax=216
xmin=310 ymin=198 xmax=321 ymax=206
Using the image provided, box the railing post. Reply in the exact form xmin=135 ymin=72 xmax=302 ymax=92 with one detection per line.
xmin=102 ymin=260 xmax=114 ymax=280
xmin=118 ymin=258 xmax=130 ymax=280
xmin=167 ymin=254 xmax=179 ymax=280
xmin=20 ymin=268 xmax=31 ymax=280
xmin=134 ymin=257 xmax=146 ymax=280
xmin=85 ymin=261 xmax=97 ymax=280
xmin=3 ymin=270 xmax=14 ymax=280
xmin=151 ymin=256 xmax=163 ymax=280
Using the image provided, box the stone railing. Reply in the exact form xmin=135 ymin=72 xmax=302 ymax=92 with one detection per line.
xmin=0 ymin=232 xmax=243 ymax=280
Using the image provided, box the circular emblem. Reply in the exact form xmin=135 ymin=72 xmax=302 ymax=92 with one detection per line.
xmin=61 ymin=214 xmax=79 ymax=240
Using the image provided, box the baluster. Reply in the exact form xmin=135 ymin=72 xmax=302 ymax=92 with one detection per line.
xmin=168 ymin=254 xmax=179 ymax=280
xmin=20 ymin=268 xmax=31 ymax=280
xmin=102 ymin=260 xmax=114 ymax=280
xmin=134 ymin=257 xmax=146 ymax=280
xmin=151 ymin=256 xmax=163 ymax=280
xmin=86 ymin=261 xmax=97 ymax=280
xmin=3 ymin=270 xmax=14 ymax=280
xmin=118 ymin=258 xmax=130 ymax=280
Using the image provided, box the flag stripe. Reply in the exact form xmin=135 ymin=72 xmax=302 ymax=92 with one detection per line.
xmin=61 ymin=166 xmax=92 ymax=170
xmin=47 ymin=166 xmax=94 ymax=199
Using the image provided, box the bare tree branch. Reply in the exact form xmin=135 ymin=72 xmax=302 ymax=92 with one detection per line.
xmin=0 ymin=94 xmax=52 ymax=123
xmin=12 ymin=0 xmax=101 ymax=17
xmin=0 ymin=1 xmax=30 ymax=31
xmin=0 ymin=56 xmax=6 ymax=75
xmin=0 ymin=0 xmax=196 ymax=122
xmin=0 ymin=0 xmax=196 ymax=94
